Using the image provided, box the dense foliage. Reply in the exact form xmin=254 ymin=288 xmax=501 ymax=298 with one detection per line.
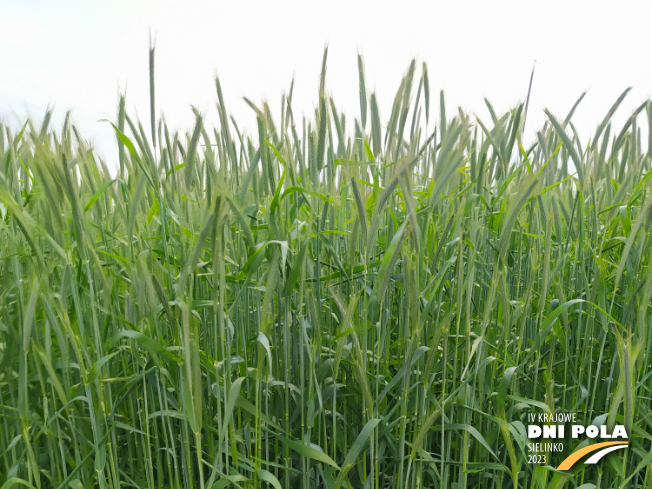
xmin=1 ymin=50 xmax=652 ymax=489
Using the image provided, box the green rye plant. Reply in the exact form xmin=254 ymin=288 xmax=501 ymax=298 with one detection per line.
xmin=1 ymin=49 xmax=652 ymax=488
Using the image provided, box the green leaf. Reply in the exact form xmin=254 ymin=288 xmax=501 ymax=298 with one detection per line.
xmin=113 ymin=330 xmax=181 ymax=362
xmin=1 ymin=478 xmax=37 ymax=489
xmin=257 ymin=469 xmax=282 ymax=489
xmin=257 ymin=331 xmax=272 ymax=368
xmin=280 ymin=437 xmax=340 ymax=469
xmin=334 ymin=418 xmax=381 ymax=488
xmin=84 ymin=178 xmax=116 ymax=213
xmin=440 ymin=424 xmax=499 ymax=461
xmin=540 ymin=299 xmax=584 ymax=332
xmin=88 ymin=351 xmax=121 ymax=383
xmin=221 ymin=377 xmax=246 ymax=441
xmin=284 ymin=240 xmax=307 ymax=296
xmin=364 ymin=140 xmax=375 ymax=161
xmin=147 ymin=197 xmax=159 ymax=224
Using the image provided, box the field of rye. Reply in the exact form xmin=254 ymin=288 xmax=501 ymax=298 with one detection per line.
xmin=1 ymin=49 xmax=652 ymax=489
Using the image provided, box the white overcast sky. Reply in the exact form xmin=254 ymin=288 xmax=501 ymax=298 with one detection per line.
xmin=1 ymin=1 xmax=650 ymax=169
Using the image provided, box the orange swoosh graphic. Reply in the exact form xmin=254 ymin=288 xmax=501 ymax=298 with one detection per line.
xmin=556 ymin=441 xmax=628 ymax=471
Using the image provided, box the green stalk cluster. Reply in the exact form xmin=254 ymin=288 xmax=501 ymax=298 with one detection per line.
xmin=1 ymin=51 xmax=651 ymax=488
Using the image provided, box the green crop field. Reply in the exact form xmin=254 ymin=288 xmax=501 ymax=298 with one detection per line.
xmin=1 ymin=50 xmax=652 ymax=489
